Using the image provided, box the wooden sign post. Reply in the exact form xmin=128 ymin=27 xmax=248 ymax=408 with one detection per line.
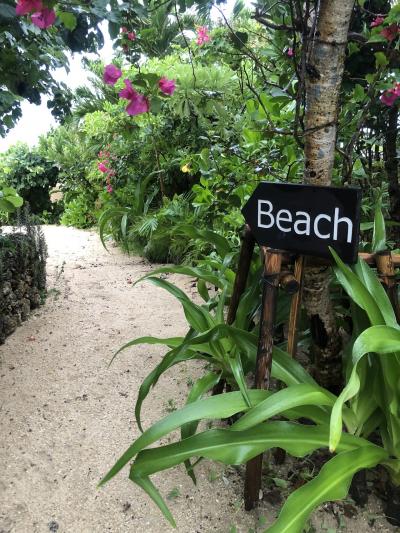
xmin=239 ymin=182 xmax=362 ymax=510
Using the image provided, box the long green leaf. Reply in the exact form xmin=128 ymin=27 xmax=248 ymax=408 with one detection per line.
xmin=128 ymin=423 xmax=380 ymax=527
xmin=330 ymin=325 xmax=400 ymax=451
xmin=330 ymin=249 xmax=384 ymax=326
xmin=100 ymin=389 xmax=270 ymax=486
xmin=108 ymin=335 xmax=184 ymax=366
xmin=372 ymin=197 xmax=386 ymax=253
xmin=231 ymin=384 xmax=337 ymax=431
xmin=266 ymin=446 xmax=387 ymax=533
xmin=181 ymin=372 xmax=221 ymax=483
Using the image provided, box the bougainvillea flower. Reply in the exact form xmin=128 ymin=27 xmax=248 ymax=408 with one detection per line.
xmin=371 ymin=16 xmax=384 ymax=27
xmin=31 ymin=7 xmax=56 ymax=28
xmin=158 ymin=77 xmax=176 ymax=95
xmin=120 ymin=26 xmax=127 ymax=33
xmin=287 ymin=47 xmax=294 ymax=57
xmin=15 ymin=0 xmax=42 ymax=15
xmin=126 ymin=93 xmax=149 ymax=115
xmin=98 ymin=162 xmax=109 ymax=173
xmin=119 ymin=79 xmax=136 ymax=100
xmin=380 ymin=89 xmax=398 ymax=106
xmin=196 ymin=26 xmax=211 ymax=46
xmin=127 ymin=31 xmax=136 ymax=41
xmin=103 ymin=64 xmax=122 ymax=85
xmin=106 ymin=184 xmax=113 ymax=193
xmin=381 ymin=23 xmax=399 ymax=42
xmin=119 ymin=79 xmax=149 ymax=116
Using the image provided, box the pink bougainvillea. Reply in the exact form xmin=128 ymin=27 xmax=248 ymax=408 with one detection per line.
xmin=98 ymin=162 xmax=109 ymax=173
xmin=127 ymin=31 xmax=136 ymax=41
xmin=120 ymin=26 xmax=128 ymax=33
xmin=103 ymin=64 xmax=122 ymax=85
xmin=196 ymin=26 xmax=211 ymax=46
xmin=381 ymin=23 xmax=399 ymax=42
xmin=31 ymin=7 xmax=56 ymax=28
xmin=287 ymin=47 xmax=294 ymax=57
xmin=158 ymin=77 xmax=176 ymax=95
xmin=380 ymin=83 xmax=400 ymax=106
xmin=119 ymin=79 xmax=149 ymax=116
xmin=15 ymin=0 xmax=42 ymax=15
xmin=371 ymin=16 xmax=385 ymax=28
xmin=106 ymin=184 xmax=113 ymax=194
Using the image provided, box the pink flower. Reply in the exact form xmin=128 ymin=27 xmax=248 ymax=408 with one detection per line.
xmin=158 ymin=77 xmax=176 ymax=95
xmin=15 ymin=0 xmax=42 ymax=15
xmin=287 ymin=47 xmax=294 ymax=57
xmin=103 ymin=64 xmax=122 ymax=85
xmin=31 ymin=7 xmax=56 ymax=29
xmin=196 ymin=26 xmax=211 ymax=46
xmin=98 ymin=162 xmax=109 ymax=173
xmin=371 ymin=16 xmax=385 ymax=28
xmin=119 ymin=79 xmax=149 ymax=116
xmin=381 ymin=23 xmax=399 ymax=42
xmin=127 ymin=31 xmax=136 ymax=41
xmin=121 ymin=26 xmax=128 ymax=33
xmin=380 ymin=89 xmax=398 ymax=106
xmin=126 ymin=93 xmax=149 ymax=115
xmin=106 ymin=184 xmax=113 ymax=194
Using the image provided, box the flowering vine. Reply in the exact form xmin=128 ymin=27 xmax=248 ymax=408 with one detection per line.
xmin=16 ymin=0 xmax=56 ymax=28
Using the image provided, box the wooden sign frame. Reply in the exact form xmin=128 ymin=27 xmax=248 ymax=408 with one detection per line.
xmin=226 ymin=226 xmax=400 ymax=511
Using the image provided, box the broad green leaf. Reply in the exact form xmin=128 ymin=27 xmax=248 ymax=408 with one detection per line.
xmin=330 ymin=249 xmax=384 ymax=326
xmin=372 ymin=197 xmax=386 ymax=252
xmin=330 ymin=325 xmax=400 ymax=451
xmin=266 ymin=446 xmax=387 ymax=533
xmin=100 ymin=389 xmax=271 ymax=486
xmin=181 ymin=372 xmax=221 ymax=482
xmin=231 ymin=384 xmax=337 ymax=431
xmin=128 ymin=423 xmax=380 ymax=527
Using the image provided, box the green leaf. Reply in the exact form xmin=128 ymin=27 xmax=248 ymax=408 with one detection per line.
xmin=266 ymin=446 xmax=387 ymax=532
xmin=330 ymin=325 xmax=400 ymax=452
xmin=181 ymin=372 xmax=221 ymax=482
xmin=372 ymin=197 xmax=386 ymax=252
xmin=128 ymin=423 xmax=381 ymax=528
xmin=0 ymin=3 xmax=16 ymax=19
xmin=231 ymin=384 xmax=337 ymax=431
xmin=100 ymin=389 xmax=271 ymax=486
xmin=330 ymin=249 xmax=384 ymax=326
xmin=58 ymin=11 xmax=77 ymax=31
xmin=374 ymin=51 xmax=389 ymax=68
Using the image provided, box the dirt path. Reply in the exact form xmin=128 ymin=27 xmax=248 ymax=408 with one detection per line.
xmin=0 ymin=226 xmax=258 ymax=533
xmin=0 ymin=226 xmax=395 ymax=533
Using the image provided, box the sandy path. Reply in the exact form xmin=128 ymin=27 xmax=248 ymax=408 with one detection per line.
xmin=0 ymin=226 xmax=257 ymax=533
xmin=0 ymin=226 xmax=395 ymax=533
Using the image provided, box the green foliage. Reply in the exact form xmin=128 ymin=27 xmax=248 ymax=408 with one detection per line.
xmin=0 ymin=142 xmax=59 ymax=220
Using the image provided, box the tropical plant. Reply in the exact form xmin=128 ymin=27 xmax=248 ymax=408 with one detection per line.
xmin=99 ymin=249 xmax=400 ymax=532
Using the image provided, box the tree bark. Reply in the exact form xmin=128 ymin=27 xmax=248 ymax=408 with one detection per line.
xmin=302 ymin=0 xmax=355 ymax=393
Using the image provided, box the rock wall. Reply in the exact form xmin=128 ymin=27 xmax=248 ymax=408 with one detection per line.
xmin=0 ymin=227 xmax=47 ymax=343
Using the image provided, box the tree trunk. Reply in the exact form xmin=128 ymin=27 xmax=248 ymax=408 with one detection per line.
xmin=384 ymin=107 xmax=400 ymax=245
xmin=302 ymin=0 xmax=355 ymax=393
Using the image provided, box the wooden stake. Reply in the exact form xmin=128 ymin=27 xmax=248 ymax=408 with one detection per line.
xmin=227 ymin=226 xmax=255 ymax=325
xmin=375 ymin=251 xmax=400 ymax=324
xmin=244 ymin=248 xmax=283 ymax=511
xmin=287 ymin=256 xmax=305 ymax=358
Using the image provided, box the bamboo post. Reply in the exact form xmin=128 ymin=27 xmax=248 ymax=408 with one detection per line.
xmin=375 ymin=251 xmax=400 ymax=324
xmin=287 ymin=256 xmax=305 ymax=357
xmin=244 ymin=248 xmax=283 ymax=511
xmin=227 ymin=226 xmax=255 ymax=325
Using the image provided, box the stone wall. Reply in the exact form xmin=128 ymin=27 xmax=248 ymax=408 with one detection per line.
xmin=0 ymin=227 xmax=47 ymax=343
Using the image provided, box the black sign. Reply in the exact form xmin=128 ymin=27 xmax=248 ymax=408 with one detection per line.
xmin=242 ymin=182 xmax=361 ymax=263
